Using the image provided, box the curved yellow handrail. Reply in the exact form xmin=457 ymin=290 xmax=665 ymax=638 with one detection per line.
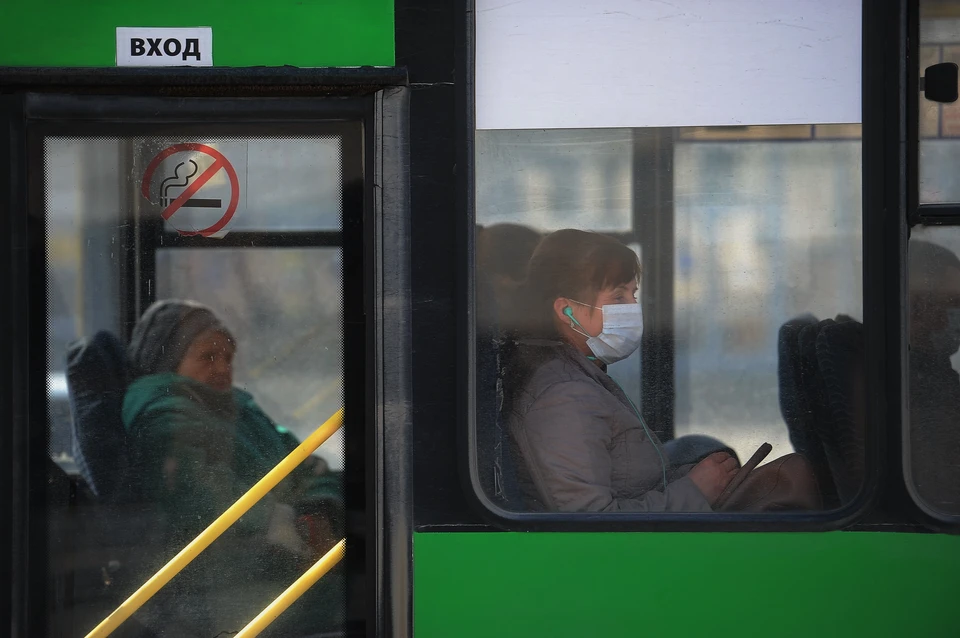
xmin=235 ymin=538 xmax=347 ymax=638
xmin=85 ymin=407 xmax=344 ymax=638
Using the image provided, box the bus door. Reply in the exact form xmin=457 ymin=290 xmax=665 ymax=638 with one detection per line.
xmin=906 ymin=0 xmax=960 ymax=524
xmin=1 ymin=83 xmax=411 ymax=637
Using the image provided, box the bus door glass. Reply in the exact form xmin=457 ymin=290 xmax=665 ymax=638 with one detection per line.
xmin=34 ymin=103 xmax=365 ymax=637
xmin=909 ymin=0 xmax=960 ymax=520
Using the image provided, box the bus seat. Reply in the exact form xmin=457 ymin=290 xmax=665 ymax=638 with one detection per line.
xmin=65 ymin=331 xmax=131 ymax=501
xmin=778 ymin=315 xmax=840 ymax=508
xmin=475 ymin=272 xmax=524 ymax=510
xmin=799 ymin=319 xmax=849 ymax=507
xmin=815 ymin=319 xmax=865 ymax=504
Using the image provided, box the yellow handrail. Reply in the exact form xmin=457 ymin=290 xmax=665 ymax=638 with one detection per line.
xmin=235 ymin=538 xmax=347 ymax=638
xmin=85 ymin=407 xmax=345 ymax=638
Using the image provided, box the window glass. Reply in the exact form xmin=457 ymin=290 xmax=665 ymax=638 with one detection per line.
xmin=46 ymin=138 xmax=124 ymax=469
xmin=156 ymin=248 xmax=345 ymax=470
xmin=673 ymin=137 xmax=863 ymax=465
xmin=907 ymin=227 xmax=960 ymax=516
xmin=239 ymin=136 xmax=342 ymax=231
xmin=476 ymin=129 xmax=633 ymax=232
xmin=45 ymin=135 xmax=347 ymax=637
xmin=919 ymin=3 xmax=960 ymax=203
xmin=909 ymin=0 xmax=960 ymax=519
xmin=131 ymin=136 xmax=342 ymax=234
xmin=476 ymin=126 xmax=864 ymax=515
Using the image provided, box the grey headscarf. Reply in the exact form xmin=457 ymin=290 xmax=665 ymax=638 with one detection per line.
xmin=128 ymin=299 xmax=234 ymax=377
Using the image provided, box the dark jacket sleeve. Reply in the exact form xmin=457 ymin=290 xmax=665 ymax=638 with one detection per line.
xmin=514 ymin=380 xmax=712 ymax=512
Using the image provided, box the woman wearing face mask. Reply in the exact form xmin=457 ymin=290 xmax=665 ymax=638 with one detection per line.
xmin=501 ymin=229 xmax=739 ymax=512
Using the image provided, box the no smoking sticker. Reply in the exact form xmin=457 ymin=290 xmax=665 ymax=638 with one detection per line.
xmin=141 ymin=143 xmax=242 ymax=237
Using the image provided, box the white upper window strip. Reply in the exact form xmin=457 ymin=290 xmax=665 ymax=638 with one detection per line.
xmin=476 ymin=0 xmax=861 ymax=130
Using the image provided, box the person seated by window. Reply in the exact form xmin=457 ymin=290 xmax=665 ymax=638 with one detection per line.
xmin=501 ymin=229 xmax=739 ymax=512
xmin=123 ymin=299 xmax=343 ymax=636
xmin=477 ymin=222 xmax=543 ymax=298
xmin=909 ymin=240 xmax=960 ymax=514
xmin=477 ymin=222 xmax=543 ymax=335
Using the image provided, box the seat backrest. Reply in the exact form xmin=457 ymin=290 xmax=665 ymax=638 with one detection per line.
xmin=475 ymin=273 xmax=524 ymax=509
xmin=777 ymin=316 xmax=842 ymax=507
xmin=65 ymin=331 xmax=131 ymax=501
xmin=815 ymin=319 xmax=865 ymax=504
xmin=778 ymin=315 xmax=839 ymax=506
xmin=778 ymin=314 xmax=819 ymax=451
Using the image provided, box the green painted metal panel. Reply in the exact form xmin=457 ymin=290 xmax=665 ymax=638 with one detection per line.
xmin=415 ymin=531 xmax=960 ymax=637
xmin=0 ymin=0 xmax=394 ymax=67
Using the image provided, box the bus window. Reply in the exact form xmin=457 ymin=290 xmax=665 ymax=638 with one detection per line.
xmin=907 ymin=228 xmax=960 ymax=516
xmin=44 ymin=131 xmax=355 ymax=637
xmin=46 ymin=138 xmax=124 ymax=469
xmin=919 ymin=1 xmax=960 ymax=204
xmin=908 ymin=0 xmax=960 ymax=518
xmin=672 ymin=131 xmax=862 ymax=471
xmin=474 ymin=125 xmax=864 ymax=515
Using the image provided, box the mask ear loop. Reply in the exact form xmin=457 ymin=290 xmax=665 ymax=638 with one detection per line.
xmin=563 ymin=306 xmax=593 ymax=340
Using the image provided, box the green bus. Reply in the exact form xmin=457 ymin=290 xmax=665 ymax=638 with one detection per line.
xmin=2 ymin=0 xmax=960 ymax=636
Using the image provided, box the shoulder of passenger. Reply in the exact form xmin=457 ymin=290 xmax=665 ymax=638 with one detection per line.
xmin=127 ymin=383 xmax=205 ymax=423
xmin=528 ymin=374 xmax=604 ymax=406
xmin=527 ymin=357 xmax=590 ymax=387
xmin=509 ymin=359 xmax=598 ymax=414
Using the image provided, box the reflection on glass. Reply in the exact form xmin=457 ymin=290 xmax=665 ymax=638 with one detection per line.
xmin=475 ymin=126 xmax=863 ymax=514
xmin=156 ymin=248 xmax=345 ymax=470
xmin=919 ymin=2 xmax=960 ymax=203
xmin=476 ymin=129 xmax=633 ymax=232
xmin=45 ymin=136 xmax=346 ymax=637
xmin=673 ymin=139 xmax=862 ymax=466
xmin=913 ymin=0 xmax=960 ymax=516
xmin=135 ymin=136 xmax=343 ymax=234
xmin=46 ymin=138 xmax=125 ymax=467
xmin=908 ymin=227 xmax=960 ymax=515
xmin=242 ymin=137 xmax=342 ymax=231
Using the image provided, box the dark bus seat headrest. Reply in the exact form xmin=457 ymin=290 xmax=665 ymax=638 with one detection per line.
xmin=65 ymin=331 xmax=130 ymax=500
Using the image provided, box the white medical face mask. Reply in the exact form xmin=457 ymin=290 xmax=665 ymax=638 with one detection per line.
xmin=565 ymin=300 xmax=644 ymax=365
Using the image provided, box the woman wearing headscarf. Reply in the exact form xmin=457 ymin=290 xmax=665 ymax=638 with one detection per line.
xmin=122 ymin=299 xmax=343 ymax=637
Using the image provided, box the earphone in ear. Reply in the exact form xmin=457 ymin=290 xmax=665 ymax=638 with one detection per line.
xmin=564 ymin=306 xmax=586 ymax=332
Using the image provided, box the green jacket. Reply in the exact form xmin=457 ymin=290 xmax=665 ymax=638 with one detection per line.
xmin=123 ymin=373 xmax=340 ymax=539
xmin=121 ymin=373 xmax=344 ymax=636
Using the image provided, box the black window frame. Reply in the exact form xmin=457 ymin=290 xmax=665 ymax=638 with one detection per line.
xmin=0 ymin=79 xmax=413 ymax=636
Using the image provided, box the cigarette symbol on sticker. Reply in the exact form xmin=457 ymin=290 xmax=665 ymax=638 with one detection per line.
xmin=159 ymin=159 xmax=223 ymax=209
xmin=141 ymin=143 xmax=241 ymax=238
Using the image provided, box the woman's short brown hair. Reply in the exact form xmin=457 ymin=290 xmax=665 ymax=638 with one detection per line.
xmin=506 ymin=229 xmax=641 ymax=338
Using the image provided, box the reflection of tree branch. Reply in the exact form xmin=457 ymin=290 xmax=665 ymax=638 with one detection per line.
xmin=235 ymin=253 xmax=270 ymax=328
xmin=292 ymin=376 xmax=343 ymax=420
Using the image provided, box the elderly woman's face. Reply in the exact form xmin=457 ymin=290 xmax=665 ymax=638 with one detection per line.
xmin=177 ymin=328 xmax=235 ymax=392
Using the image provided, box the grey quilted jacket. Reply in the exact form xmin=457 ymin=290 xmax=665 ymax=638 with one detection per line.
xmin=507 ymin=342 xmax=712 ymax=512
